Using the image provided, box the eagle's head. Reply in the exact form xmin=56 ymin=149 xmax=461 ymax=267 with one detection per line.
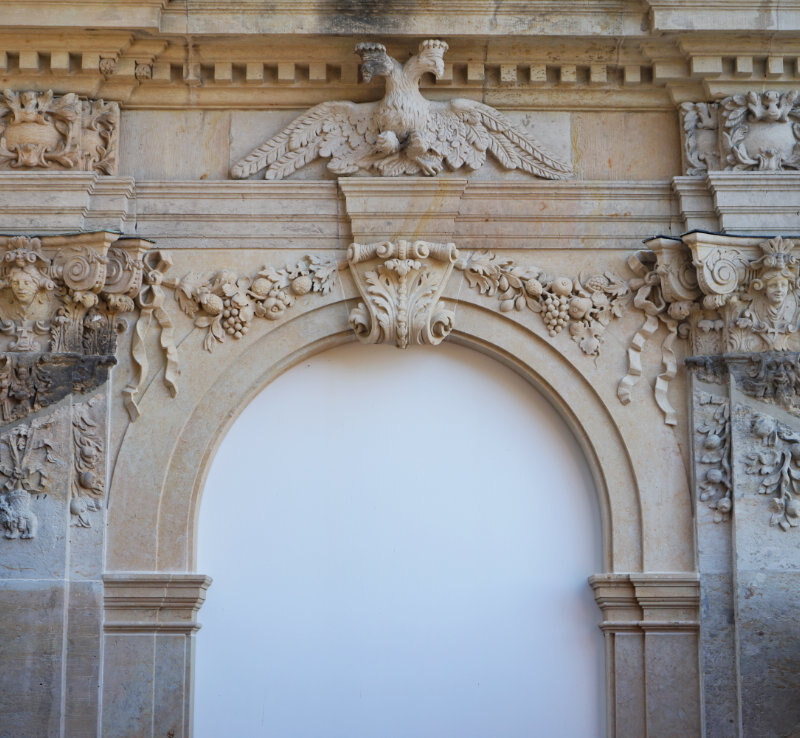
xmin=355 ymin=42 xmax=395 ymax=83
xmin=414 ymin=39 xmax=449 ymax=79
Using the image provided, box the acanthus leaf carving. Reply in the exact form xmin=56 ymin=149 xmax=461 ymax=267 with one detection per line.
xmin=0 ymin=418 xmax=61 ymax=540
xmin=0 ymin=90 xmax=119 ymax=174
xmin=231 ymin=40 xmax=570 ymax=181
xmin=348 ymin=240 xmax=458 ymax=348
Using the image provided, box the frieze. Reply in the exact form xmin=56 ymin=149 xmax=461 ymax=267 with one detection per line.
xmin=679 ymin=90 xmax=800 ymax=175
xmin=231 ymin=40 xmax=571 ymax=181
xmin=0 ymin=90 xmax=119 ymax=174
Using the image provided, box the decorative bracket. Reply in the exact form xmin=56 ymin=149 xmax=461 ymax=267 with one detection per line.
xmin=347 ymin=239 xmax=458 ymax=348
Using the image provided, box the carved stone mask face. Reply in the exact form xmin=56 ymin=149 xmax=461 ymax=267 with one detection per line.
xmin=765 ymin=275 xmax=790 ymax=306
xmin=9 ymin=267 xmax=39 ymax=306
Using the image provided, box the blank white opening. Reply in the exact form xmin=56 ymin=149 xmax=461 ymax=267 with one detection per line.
xmin=195 ymin=342 xmax=603 ymax=737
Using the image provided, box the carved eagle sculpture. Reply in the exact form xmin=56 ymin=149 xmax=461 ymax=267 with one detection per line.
xmin=231 ymin=40 xmax=571 ymax=180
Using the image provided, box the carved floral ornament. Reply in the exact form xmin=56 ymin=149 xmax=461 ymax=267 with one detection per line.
xmin=0 ymin=90 xmax=119 ymax=173
xmin=231 ymin=39 xmax=571 ymax=180
xmin=680 ymin=90 xmax=800 ymax=174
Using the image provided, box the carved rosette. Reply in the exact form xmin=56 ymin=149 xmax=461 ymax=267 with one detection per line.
xmin=679 ymin=90 xmax=800 ymax=174
xmin=347 ymin=240 xmax=458 ymax=348
xmin=0 ymin=90 xmax=119 ymax=173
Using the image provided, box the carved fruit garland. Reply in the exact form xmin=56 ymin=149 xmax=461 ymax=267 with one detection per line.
xmin=174 ymin=255 xmax=338 ymax=352
xmin=695 ymin=392 xmax=732 ymax=521
xmin=746 ymin=413 xmax=800 ymax=531
xmin=455 ymin=250 xmax=630 ymax=356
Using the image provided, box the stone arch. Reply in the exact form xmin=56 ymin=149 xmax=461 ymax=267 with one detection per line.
xmin=107 ymin=297 xmax=652 ymax=575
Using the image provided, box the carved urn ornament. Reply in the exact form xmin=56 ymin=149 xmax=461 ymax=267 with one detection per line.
xmin=232 ymin=40 xmax=571 ymax=180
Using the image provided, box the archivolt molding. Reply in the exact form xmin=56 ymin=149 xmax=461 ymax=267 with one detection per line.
xmin=106 ymin=299 xmax=666 ymax=574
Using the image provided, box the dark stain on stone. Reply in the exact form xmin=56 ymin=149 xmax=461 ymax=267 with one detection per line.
xmin=321 ymin=1 xmax=409 ymax=34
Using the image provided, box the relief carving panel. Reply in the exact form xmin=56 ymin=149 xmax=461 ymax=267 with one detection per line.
xmin=680 ymin=91 xmax=800 ymax=174
xmin=0 ymin=90 xmax=119 ymax=174
xmin=231 ymin=40 xmax=570 ymax=181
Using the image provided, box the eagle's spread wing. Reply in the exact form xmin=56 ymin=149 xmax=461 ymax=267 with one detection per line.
xmin=231 ymin=100 xmax=379 ymax=180
xmin=427 ymin=98 xmax=571 ymax=180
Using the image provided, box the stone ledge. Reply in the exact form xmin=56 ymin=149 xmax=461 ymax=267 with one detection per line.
xmin=103 ymin=572 xmax=212 ymax=635
xmin=589 ymin=572 xmax=700 ymax=632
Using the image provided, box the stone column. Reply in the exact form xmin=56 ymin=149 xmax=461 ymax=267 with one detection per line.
xmin=0 ymin=232 xmax=149 ymax=737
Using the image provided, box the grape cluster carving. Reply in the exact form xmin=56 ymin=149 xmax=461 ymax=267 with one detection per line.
xmin=456 ymin=251 xmax=629 ymax=356
xmin=174 ymin=256 xmax=337 ymax=352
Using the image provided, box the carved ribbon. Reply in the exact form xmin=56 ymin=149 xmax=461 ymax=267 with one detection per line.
xmin=122 ymin=251 xmax=179 ymax=421
xmin=617 ymin=254 xmax=679 ymax=426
